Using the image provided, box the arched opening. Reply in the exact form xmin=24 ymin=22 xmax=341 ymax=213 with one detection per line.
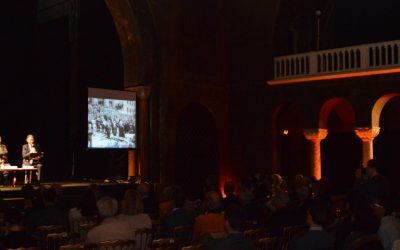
xmin=320 ymin=98 xmax=362 ymax=194
xmin=273 ymin=105 xmax=309 ymax=179
xmin=176 ymin=103 xmax=218 ymax=199
xmin=372 ymin=94 xmax=400 ymax=190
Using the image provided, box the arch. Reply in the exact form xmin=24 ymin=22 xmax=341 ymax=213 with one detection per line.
xmin=372 ymin=93 xmax=400 ymax=127
xmin=104 ymin=0 xmax=141 ymax=85
xmin=339 ymin=52 xmax=344 ymax=70
xmin=319 ymin=98 xmax=356 ymax=133
xmin=276 ymin=60 xmax=281 ymax=77
xmin=286 ymin=59 xmax=290 ymax=75
xmin=317 ymin=55 xmax=322 ymax=72
xmin=356 ymin=49 xmax=361 ymax=68
xmin=176 ymin=103 xmax=218 ymax=199
xmin=333 ymin=53 xmax=338 ymax=70
xmin=388 ymin=45 xmax=393 ymax=64
xmin=375 ymin=47 xmax=380 ymax=66
xmin=319 ymin=98 xmax=361 ymax=194
xmin=381 ymin=46 xmax=386 ymax=65
xmin=369 ymin=48 xmax=374 ymax=66
xmin=350 ymin=50 xmax=355 ymax=68
xmin=272 ymin=104 xmax=309 ymax=178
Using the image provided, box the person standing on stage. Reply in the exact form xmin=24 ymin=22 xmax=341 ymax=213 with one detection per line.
xmin=0 ymin=136 xmax=8 ymax=165
xmin=22 ymin=134 xmax=43 ymax=182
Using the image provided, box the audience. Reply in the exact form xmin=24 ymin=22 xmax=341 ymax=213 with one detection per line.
xmin=160 ymin=186 xmax=195 ymax=237
xmin=86 ymin=196 xmax=134 ymax=243
xmin=68 ymin=188 xmax=98 ymax=232
xmin=194 ymin=190 xmax=226 ymax=239
xmin=117 ymin=189 xmax=152 ymax=230
xmin=25 ymin=186 xmax=69 ymax=230
xmin=371 ymin=199 xmax=400 ymax=250
xmin=215 ymin=205 xmax=255 ymax=250
xmin=0 ymin=160 xmax=398 ymax=250
xmin=1 ymin=208 xmax=37 ymax=249
xmin=288 ymin=197 xmax=334 ymax=250
xmin=222 ymin=181 xmax=239 ymax=210
xmin=137 ymin=182 xmax=158 ymax=219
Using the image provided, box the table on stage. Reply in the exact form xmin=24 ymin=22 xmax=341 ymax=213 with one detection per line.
xmin=0 ymin=166 xmax=38 ymax=185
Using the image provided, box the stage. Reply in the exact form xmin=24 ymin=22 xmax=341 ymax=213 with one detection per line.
xmin=0 ymin=180 xmax=136 ymax=207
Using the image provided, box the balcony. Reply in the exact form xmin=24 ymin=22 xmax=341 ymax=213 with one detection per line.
xmin=267 ymin=40 xmax=400 ymax=85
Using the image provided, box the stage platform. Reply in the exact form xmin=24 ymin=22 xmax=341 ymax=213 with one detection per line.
xmin=0 ymin=180 xmax=136 ymax=206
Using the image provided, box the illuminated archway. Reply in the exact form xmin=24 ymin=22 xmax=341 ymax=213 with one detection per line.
xmin=372 ymin=93 xmax=400 ymax=189
xmin=319 ymin=98 xmax=362 ymax=194
xmin=176 ymin=103 xmax=218 ymax=199
xmin=319 ymin=97 xmax=356 ymax=132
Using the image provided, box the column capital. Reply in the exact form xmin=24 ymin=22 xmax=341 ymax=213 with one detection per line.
xmin=355 ymin=127 xmax=380 ymax=142
xmin=303 ymin=129 xmax=328 ymax=141
xmin=125 ymin=86 xmax=151 ymax=100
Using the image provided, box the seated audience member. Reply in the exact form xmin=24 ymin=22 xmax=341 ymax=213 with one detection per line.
xmin=214 ymin=205 xmax=255 ymax=250
xmin=159 ymin=186 xmax=174 ymax=221
xmin=340 ymin=193 xmax=379 ymax=249
xmin=239 ymin=178 xmax=263 ymax=224
xmin=364 ymin=159 xmax=390 ymax=203
xmin=194 ymin=191 xmax=226 ymax=239
xmin=137 ymin=182 xmax=158 ymax=219
xmin=265 ymin=191 xmax=298 ymax=236
xmin=1 ymin=208 xmax=37 ymax=249
xmin=25 ymin=187 xmax=69 ymax=230
xmin=288 ymin=198 xmax=334 ymax=250
xmin=117 ymin=189 xmax=152 ymax=230
xmin=86 ymin=196 xmax=134 ymax=243
xmin=371 ymin=200 xmax=400 ymax=250
xmin=21 ymin=185 xmax=44 ymax=217
xmin=69 ymin=188 xmax=98 ymax=232
xmin=160 ymin=186 xmax=195 ymax=237
xmin=52 ymin=183 xmax=70 ymax=211
xmin=222 ymin=181 xmax=239 ymax=211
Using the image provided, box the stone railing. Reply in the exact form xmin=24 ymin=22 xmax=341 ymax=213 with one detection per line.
xmin=271 ymin=40 xmax=400 ymax=84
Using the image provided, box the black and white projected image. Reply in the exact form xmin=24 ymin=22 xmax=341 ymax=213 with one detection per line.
xmin=88 ymin=97 xmax=136 ymax=148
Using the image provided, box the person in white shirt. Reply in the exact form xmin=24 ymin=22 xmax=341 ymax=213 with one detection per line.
xmin=86 ymin=196 xmax=134 ymax=243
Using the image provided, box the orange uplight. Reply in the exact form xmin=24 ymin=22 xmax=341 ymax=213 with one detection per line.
xmin=283 ymin=130 xmax=289 ymax=135
xmin=219 ymin=174 xmax=238 ymax=198
xmin=267 ymin=68 xmax=400 ymax=85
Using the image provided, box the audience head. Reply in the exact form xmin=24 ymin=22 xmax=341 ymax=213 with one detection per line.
xmin=271 ymin=174 xmax=283 ymax=187
xmin=306 ymin=197 xmax=330 ymax=227
xmin=137 ymin=182 xmax=151 ymax=198
xmin=239 ymin=179 xmax=255 ymax=206
xmin=366 ymin=159 xmax=380 ymax=177
xmin=97 ymin=196 xmax=118 ymax=219
xmin=161 ymin=186 xmax=174 ymax=202
xmin=172 ymin=185 xmax=186 ymax=209
xmin=224 ymin=205 xmax=245 ymax=233
xmin=224 ymin=182 xmax=235 ymax=197
xmin=121 ymin=189 xmax=144 ymax=215
xmin=204 ymin=190 xmax=222 ymax=212
xmin=78 ymin=189 xmax=98 ymax=217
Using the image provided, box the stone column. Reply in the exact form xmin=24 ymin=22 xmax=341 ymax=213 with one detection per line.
xmin=355 ymin=127 xmax=380 ymax=167
xmin=125 ymin=86 xmax=151 ymax=181
xmin=303 ymin=129 xmax=328 ymax=180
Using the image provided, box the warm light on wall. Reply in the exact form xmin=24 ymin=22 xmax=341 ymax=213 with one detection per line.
xmin=283 ymin=130 xmax=289 ymax=135
xmin=219 ymin=173 xmax=240 ymax=198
